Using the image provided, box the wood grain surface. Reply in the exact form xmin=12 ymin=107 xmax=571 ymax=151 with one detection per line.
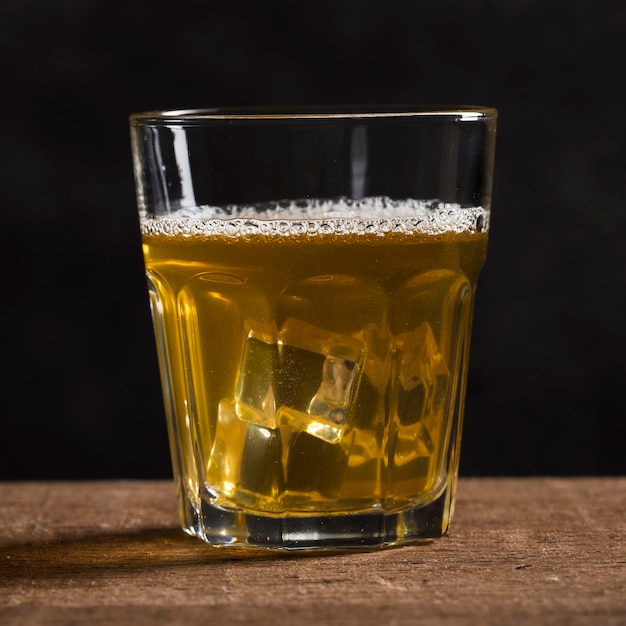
xmin=1 ymin=478 xmax=625 ymax=625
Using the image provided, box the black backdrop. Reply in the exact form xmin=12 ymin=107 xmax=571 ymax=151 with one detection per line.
xmin=1 ymin=0 xmax=625 ymax=480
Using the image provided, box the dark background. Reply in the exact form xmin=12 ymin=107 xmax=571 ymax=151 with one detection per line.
xmin=1 ymin=0 xmax=625 ymax=480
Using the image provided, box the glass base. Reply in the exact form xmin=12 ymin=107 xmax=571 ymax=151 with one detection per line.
xmin=181 ymin=484 xmax=454 ymax=551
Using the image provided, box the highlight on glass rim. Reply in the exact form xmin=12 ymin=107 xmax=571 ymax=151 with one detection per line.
xmin=130 ymin=105 xmax=498 ymax=550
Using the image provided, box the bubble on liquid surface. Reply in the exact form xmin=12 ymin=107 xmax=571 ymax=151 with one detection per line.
xmin=140 ymin=196 xmax=489 ymax=238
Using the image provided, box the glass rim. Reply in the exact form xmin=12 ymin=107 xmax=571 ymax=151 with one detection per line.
xmin=130 ymin=104 xmax=497 ymax=125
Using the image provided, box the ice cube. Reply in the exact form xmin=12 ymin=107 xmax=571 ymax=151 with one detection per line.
xmin=387 ymin=322 xmax=450 ymax=499
xmin=338 ymin=427 xmax=380 ymax=503
xmin=396 ymin=322 xmax=450 ymax=426
xmin=390 ymin=269 xmax=471 ymax=361
xmin=387 ymin=421 xmax=434 ymax=497
xmin=206 ymin=400 xmax=284 ymax=507
xmin=275 ymin=318 xmax=364 ymax=444
xmin=234 ymin=323 xmax=279 ymax=428
xmin=282 ymin=430 xmax=352 ymax=502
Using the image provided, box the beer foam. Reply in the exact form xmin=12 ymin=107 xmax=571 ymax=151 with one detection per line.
xmin=139 ymin=197 xmax=489 ymax=238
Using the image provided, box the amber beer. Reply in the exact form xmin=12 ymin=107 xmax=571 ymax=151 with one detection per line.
xmin=141 ymin=199 xmax=488 ymax=532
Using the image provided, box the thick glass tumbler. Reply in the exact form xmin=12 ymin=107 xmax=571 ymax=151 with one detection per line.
xmin=130 ymin=106 xmax=497 ymax=550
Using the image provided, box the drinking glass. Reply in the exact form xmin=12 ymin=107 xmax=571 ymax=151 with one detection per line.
xmin=130 ymin=106 xmax=497 ymax=550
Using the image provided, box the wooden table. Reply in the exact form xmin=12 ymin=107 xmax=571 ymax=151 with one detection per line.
xmin=1 ymin=478 xmax=625 ymax=625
